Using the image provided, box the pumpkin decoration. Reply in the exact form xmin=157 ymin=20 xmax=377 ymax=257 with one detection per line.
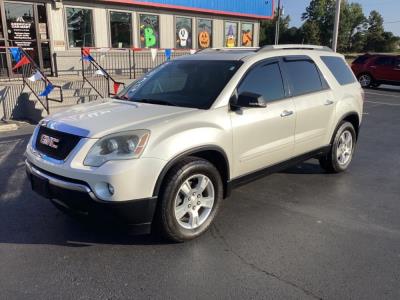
xmin=198 ymin=31 xmax=210 ymax=48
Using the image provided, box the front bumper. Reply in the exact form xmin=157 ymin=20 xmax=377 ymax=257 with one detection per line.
xmin=26 ymin=160 xmax=158 ymax=232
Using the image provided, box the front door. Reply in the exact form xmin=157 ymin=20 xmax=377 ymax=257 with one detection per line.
xmin=230 ymin=58 xmax=296 ymax=177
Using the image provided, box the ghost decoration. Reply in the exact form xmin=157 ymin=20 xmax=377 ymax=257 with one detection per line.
xmin=178 ymin=28 xmax=189 ymax=47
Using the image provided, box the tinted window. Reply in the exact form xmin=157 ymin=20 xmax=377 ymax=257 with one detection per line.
xmin=321 ymin=56 xmax=356 ymax=86
xmin=283 ymin=58 xmax=324 ymax=96
xmin=353 ymin=55 xmax=370 ymax=65
xmin=117 ymin=60 xmax=242 ymax=109
xmin=375 ymin=56 xmax=394 ymax=66
xmin=238 ymin=62 xmax=285 ymax=102
xmin=238 ymin=62 xmax=285 ymax=101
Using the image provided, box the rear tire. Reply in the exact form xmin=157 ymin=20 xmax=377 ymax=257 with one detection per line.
xmin=319 ymin=122 xmax=357 ymax=173
xmin=154 ymin=157 xmax=223 ymax=242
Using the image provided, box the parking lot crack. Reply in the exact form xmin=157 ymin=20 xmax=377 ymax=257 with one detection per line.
xmin=212 ymin=224 xmax=323 ymax=300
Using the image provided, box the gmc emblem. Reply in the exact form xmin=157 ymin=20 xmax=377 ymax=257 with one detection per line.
xmin=40 ymin=134 xmax=60 ymax=149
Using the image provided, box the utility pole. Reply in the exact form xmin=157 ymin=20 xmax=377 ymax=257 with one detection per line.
xmin=274 ymin=0 xmax=282 ymax=45
xmin=332 ymin=0 xmax=341 ymax=51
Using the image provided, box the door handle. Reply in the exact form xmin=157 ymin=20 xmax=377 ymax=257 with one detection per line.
xmin=280 ymin=110 xmax=294 ymax=117
xmin=325 ymin=100 xmax=335 ymax=106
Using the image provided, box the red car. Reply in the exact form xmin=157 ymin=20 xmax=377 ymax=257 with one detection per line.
xmin=351 ymin=54 xmax=400 ymax=88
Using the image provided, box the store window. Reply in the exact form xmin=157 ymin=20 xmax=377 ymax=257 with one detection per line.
xmin=241 ymin=23 xmax=254 ymax=47
xmin=66 ymin=7 xmax=94 ymax=48
xmin=139 ymin=14 xmax=159 ymax=48
xmin=175 ymin=17 xmax=192 ymax=49
xmin=224 ymin=21 xmax=238 ymax=48
xmin=110 ymin=11 xmax=132 ymax=48
xmin=197 ymin=19 xmax=212 ymax=49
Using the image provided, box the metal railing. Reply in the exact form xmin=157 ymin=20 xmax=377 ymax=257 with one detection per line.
xmin=80 ymin=48 xmax=193 ymax=79
xmin=0 ymin=46 xmax=63 ymax=114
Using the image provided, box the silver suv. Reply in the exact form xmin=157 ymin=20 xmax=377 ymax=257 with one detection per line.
xmin=26 ymin=45 xmax=364 ymax=242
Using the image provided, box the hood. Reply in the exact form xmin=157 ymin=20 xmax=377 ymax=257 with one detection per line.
xmin=41 ymin=99 xmax=196 ymax=138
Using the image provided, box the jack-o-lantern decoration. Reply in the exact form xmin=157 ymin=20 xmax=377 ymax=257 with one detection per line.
xmin=198 ymin=31 xmax=210 ymax=48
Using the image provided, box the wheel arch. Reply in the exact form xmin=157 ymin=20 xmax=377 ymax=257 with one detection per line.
xmin=153 ymin=146 xmax=231 ymax=199
xmin=333 ymin=112 xmax=361 ymax=142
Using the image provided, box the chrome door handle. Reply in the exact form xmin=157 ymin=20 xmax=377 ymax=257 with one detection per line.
xmin=325 ymin=100 xmax=335 ymax=106
xmin=280 ymin=110 xmax=294 ymax=117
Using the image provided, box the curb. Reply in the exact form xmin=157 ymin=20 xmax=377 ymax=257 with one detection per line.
xmin=0 ymin=123 xmax=19 ymax=132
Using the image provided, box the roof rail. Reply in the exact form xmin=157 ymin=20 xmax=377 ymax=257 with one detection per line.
xmin=196 ymin=47 xmax=259 ymax=54
xmin=257 ymin=44 xmax=332 ymax=53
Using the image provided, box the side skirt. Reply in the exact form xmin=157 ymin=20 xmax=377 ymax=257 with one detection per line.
xmin=226 ymin=146 xmax=331 ymax=196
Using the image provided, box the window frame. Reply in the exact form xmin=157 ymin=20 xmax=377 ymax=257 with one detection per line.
xmin=196 ymin=18 xmax=213 ymax=49
xmin=280 ymin=55 xmax=331 ymax=98
xmin=108 ymin=10 xmax=134 ymax=49
xmin=174 ymin=15 xmax=194 ymax=49
xmin=223 ymin=20 xmax=239 ymax=48
xmin=240 ymin=22 xmax=254 ymax=47
xmin=64 ymin=5 xmax=95 ymax=49
xmin=233 ymin=57 xmax=291 ymax=105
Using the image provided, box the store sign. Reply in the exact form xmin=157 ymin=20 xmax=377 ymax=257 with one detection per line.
xmin=102 ymin=0 xmax=274 ymax=19
xmin=8 ymin=17 xmax=35 ymax=50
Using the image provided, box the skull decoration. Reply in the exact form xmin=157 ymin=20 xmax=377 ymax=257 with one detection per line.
xmin=178 ymin=28 xmax=189 ymax=47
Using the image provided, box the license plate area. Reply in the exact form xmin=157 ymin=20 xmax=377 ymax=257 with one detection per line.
xmin=31 ymin=174 xmax=51 ymax=199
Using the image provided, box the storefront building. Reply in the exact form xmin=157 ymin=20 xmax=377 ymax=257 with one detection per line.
xmin=0 ymin=0 xmax=273 ymax=77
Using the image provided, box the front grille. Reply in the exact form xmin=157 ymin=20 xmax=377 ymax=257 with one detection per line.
xmin=35 ymin=126 xmax=81 ymax=161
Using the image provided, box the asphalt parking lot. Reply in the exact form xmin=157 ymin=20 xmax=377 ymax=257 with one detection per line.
xmin=1 ymin=87 xmax=399 ymax=300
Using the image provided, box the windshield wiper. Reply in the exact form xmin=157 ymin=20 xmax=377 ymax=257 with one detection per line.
xmin=134 ymin=99 xmax=177 ymax=107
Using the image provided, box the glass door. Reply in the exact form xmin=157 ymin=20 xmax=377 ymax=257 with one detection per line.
xmin=2 ymin=1 xmax=52 ymax=76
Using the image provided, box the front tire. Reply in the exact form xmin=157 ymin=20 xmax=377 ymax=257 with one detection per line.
xmin=154 ymin=157 xmax=223 ymax=242
xmin=358 ymin=73 xmax=373 ymax=88
xmin=319 ymin=122 xmax=357 ymax=173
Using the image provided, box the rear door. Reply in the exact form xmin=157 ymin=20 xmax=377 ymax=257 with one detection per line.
xmin=281 ymin=56 xmax=336 ymax=156
xmin=370 ymin=56 xmax=395 ymax=81
xmin=230 ymin=58 xmax=296 ymax=176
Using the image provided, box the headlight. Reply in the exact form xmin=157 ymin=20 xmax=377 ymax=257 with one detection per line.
xmin=84 ymin=130 xmax=150 ymax=167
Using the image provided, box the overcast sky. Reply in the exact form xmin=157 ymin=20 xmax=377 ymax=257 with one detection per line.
xmin=282 ymin=0 xmax=400 ymax=36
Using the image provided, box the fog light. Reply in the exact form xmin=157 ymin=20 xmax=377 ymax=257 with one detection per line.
xmin=108 ymin=184 xmax=115 ymax=195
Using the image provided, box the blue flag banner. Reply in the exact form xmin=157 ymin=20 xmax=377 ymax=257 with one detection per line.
xmin=82 ymin=55 xmax=94 ymax=62
xmin=10 ymin=48 xmax=21 ymax=62
xmin=165 ymin=49 xmax=172 ymax=60
xmin=39 ymin=84 xmax=54 ymax=97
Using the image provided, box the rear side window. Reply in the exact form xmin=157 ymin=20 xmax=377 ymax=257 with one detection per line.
xmin=321 ymin=56 xmax=356 ymax=86
xmin=283 ymin=58 xmax=324 ymax=96
xmin=238 ymin=61 xmax=285 ymax=102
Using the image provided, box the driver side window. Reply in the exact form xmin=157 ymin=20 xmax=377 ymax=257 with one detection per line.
xmin=238 ymin=61 xmax=286 ymax=102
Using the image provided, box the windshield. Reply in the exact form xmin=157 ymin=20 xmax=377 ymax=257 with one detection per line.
xmin=116 ymin=60 xmax=243 ymax=109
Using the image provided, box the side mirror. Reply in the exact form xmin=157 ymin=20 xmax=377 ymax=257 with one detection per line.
xmin=231 ymin=92 xmax=267 ymax=109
